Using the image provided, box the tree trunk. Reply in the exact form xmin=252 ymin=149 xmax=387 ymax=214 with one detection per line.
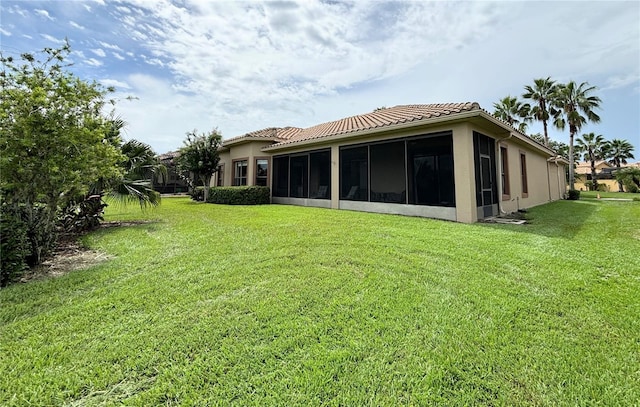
xmin=617 ymin=163 xmax=624 ymax=192
xmin=543 ymin=119 xmax=549 ymax=147
xmin=590 ymin=157 xmax=598 ymax=191
xmin=569 ymin=131 xmax=575 ymax=190
xmin=200 ymin=175 xmax=209 ymax=202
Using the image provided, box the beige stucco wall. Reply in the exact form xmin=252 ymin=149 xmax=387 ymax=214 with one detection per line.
xmin=574 ymin=177 xmax=622 ymax=192
xmin=216 ymin=151 xmax=231 ymax=186
xmin=451 ymin=123 xmax=477 ymax=223
xmin=497 ymin=138 xmax=567 ymax=213
xmin=217 ymin=141 xmax=273 ymax=186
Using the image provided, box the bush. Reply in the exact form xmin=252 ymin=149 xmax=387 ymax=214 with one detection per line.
xmin=567 ymin=189 xmax=581 ymax=200
xmin=206 ymin=186 xmax=270 ymax=205
xmin=0 ymin=203 xmax=29 ymax=286
xmin=584 ymin=180 xmax=594 ymax=191
xmin=190 ymin=187 xmax=205 ymax=202
xmin=616 ymin=167 xmax=640 ymax=193
xmin=0 ymin=202 xmax=59 ymax=286
xmin=59 ymin=195 xmax=108 ymax=234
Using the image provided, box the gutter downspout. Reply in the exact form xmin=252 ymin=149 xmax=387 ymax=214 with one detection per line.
xmin=497 ymin=133 xmax=514 ymax=214
xmin=547 ymin=157 xmax=552 ymax=202
xmin=555 ymin=156 xmax=563 ymax=199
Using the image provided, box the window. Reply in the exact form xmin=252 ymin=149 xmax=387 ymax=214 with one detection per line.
xmin=340 ymin=146 xmax=368 ymax=201
xmin=309 ymin=150 xmax=331 ymax=199
xmin=255 ymin=158 xmax=268 ymax=186
xmin=370 ymin=140 xmax=406 ymax=203
xmin=233 ymin=160 xmax=247 ymax=186
xmin=216 ymin=164 xmax=224 ymax=187
xmin=339 ymin=133 xmax=455 ymax=206
xmin=407 ymin=135 xmax=455 ymax=206
xmin=500 ymin=147 xmax=509 ymax=198
xmin=290 ymin=155 xmax=309 ymax=198
xmin=273 ymin=156 xmax=289 ymax=197
xmin=273 ymin=150 xmax=330 ymax=199
xmin=520 ymin=152 xmax=528 ymax=196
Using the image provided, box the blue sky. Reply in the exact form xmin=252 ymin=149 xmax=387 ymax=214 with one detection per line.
xmin=1 ymin=0 xmax=639 ymax=157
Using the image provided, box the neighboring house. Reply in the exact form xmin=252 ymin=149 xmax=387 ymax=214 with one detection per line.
xmin=574 ymin=160 xmax=639 ymax=192
xmin=213 ymin=102 xmax=568 ymax=223
xmin=153 ymin=151 xmax=189 ymax=194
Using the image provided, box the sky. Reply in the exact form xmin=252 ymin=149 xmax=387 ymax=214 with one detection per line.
xmin=1 ymin=0 xmax=639 ymax=157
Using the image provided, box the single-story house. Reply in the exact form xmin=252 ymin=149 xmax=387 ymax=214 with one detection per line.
xmin=214 ymin=102 xmax=568 ymax=223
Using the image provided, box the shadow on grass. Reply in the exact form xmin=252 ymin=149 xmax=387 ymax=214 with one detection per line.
xmin=480 ymin=200 xmax=598 ymax=239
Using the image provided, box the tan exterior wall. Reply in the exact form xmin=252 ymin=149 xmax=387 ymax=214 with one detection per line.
xmin=451 ymin=123 xmax=477 ymax=223
xmin=217 ymin=141 xmax=273 ymax=186
xmin=574 ymin=177 xmax=622 ymax=192
xmin=216 ymin=151 xmax=231 ymax=186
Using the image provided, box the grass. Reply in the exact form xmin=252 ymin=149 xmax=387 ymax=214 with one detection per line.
xmin=1 ymin=196 xmax=639 ymax=406
xmin=579 ymin=190 xmax=638 ymax=200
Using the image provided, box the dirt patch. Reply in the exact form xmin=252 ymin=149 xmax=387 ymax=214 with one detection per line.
xmin=17 ymin=220 xmax=156 ymax=284
xmin=19 ymin=240 xmax=112 ymax=283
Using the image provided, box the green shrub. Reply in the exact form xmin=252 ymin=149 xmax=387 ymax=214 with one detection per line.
xmin=190 ymin=187 xmax=205 ymax=202
xmin=584 ymin=180 xmax=594 ymax=191
xmin=22 ymin=204 xmax=58 ymax=267
xmin=59 ymin=195 xmax=108 ymax=234
xmin=567 ymin=189 xmax=581 ymax=200
xmin=207 ymin=186 xmax=270 ymax=205
xmin=0 ymin=202 xmax=29 ymax=286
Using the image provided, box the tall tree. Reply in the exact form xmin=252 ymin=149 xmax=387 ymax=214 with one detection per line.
xmin=523 ymin=77 xmax=557 ymax=147
xmin=177 ymin=129 xmax=223 ymax=202
xmin=493 ymin=96 xmax=531 ymax=133
xmin=529 ymin=133 xmax=569 ymax=159
xmin=551 ymin=81 xmax=601 ymax=190
xmin=1 ymin=42 xmax=123 ymax=269
xmin=575 ymin=132 xmax=607 ymax=190
xmin=604 ymin=139 xmax=635 ymax=192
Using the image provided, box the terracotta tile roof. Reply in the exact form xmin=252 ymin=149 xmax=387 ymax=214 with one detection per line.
xmin=157 ymin=151 xmax=179 ymax=161
xmin=271 ymin=102 xmax=481 ymax=147
xmin=223 ymin=126 xmax=302 ymax=145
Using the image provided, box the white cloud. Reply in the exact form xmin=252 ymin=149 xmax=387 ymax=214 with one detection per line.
xmin=34 ymin=9 xmax=54 ymax=20
xmin=40 ymin=34 xmax=65 ymax=44
xmin=85 ymin=58 xmax=103 ymax=67
xmin=70 ymin=21 xmax=85 ymax=30
xmin=604 ymin=74 xmax=640 ymax=91
xmin=0 ymin=27 xmax=11 ymax=36
xmin=119 ymin=0 xmax=500 ymax=123
xmin=113 ymin=52 xmax=125 ymax=60
xmin=7 ymin=5 xmax=28 ymax=17
xmin=100 ymin=79 xmax=131 ymax=89
xmin=116 ymin=6 xmax=132 ymax=14
xmin=99 ymin=41 xmax=122 ymax=51
xmin=91 ymin=48 xmax=106 ymax=57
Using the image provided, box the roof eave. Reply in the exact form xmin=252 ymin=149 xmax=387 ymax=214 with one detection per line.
xmin=223 ymin=136 xmax=280 ymax=147
xmin=262 ymin=110 xmax=486 ymax=152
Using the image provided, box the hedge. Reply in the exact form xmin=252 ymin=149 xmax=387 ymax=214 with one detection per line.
xmin=567 ymin=189 xmax=581 ymax=200
xmin=190 ymin=186 xmax=271 ymax=205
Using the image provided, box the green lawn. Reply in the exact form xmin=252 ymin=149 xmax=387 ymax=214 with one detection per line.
xmin=1 ymin=197 xmax=639 ymax=406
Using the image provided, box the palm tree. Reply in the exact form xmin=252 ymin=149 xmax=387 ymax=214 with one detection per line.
xmin=552 ymin=81 xmax=601 ymax=190
xmin=110 ymin=139 xmax=166 ymax=207
xmin=523 ymin=77 xmax=557 ymax=147
xmin=576 ymin=133 xmax=607 ymax=190
xmin=92 ymin=118 xmax=164 ymax=208
xmin=604 ymin=139 xmax=635 ymax=191
xmin=493 ymin=96 xmax=531 ymax=133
